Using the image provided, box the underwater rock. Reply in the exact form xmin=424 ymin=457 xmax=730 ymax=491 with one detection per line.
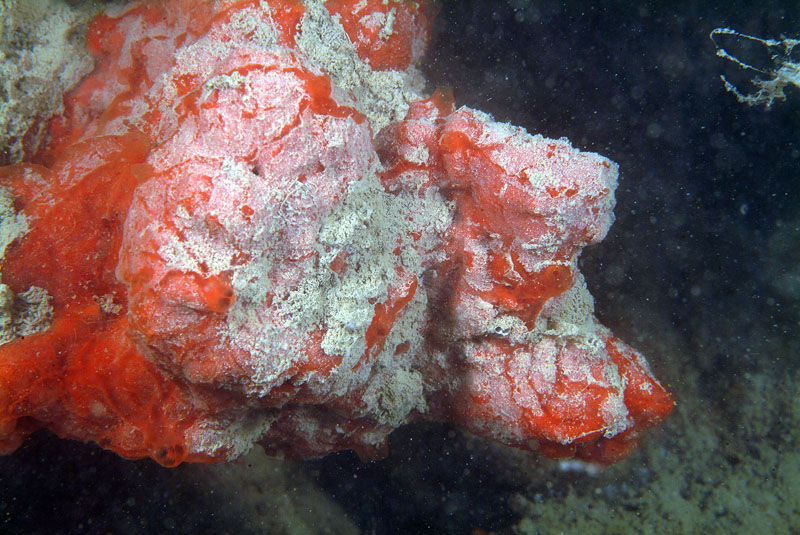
xmin=0 ymin=0 xmax=671 ymax=467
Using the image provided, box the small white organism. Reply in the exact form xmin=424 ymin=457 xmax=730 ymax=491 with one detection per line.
xmin=711 ymin=27 xmax=800 ymax=108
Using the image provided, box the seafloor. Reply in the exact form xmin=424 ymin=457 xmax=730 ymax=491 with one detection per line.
xmin=1 ymin=0 xmax=799 ymax=534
